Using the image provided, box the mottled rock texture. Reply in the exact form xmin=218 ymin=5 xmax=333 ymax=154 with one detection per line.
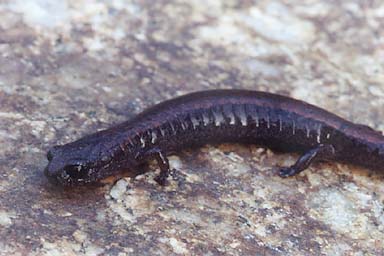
xmin=0 ymin=0 xmax=383 ymax=255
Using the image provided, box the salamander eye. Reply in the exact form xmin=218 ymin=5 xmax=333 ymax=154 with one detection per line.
xmin=64 ymin=164 xmax=85 ymax=180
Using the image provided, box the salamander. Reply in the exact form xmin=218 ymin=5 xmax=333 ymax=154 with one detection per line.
xmin=44 ymin=89 xmax=384 ymax=186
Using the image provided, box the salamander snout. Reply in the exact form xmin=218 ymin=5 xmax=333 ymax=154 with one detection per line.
xmin=45 ymin=145 xmax=92 ymax=186
xmin=47 ymin=146 xmax=61 ymax=161
xmin=45 ymin=146 xmax=64 ymax=183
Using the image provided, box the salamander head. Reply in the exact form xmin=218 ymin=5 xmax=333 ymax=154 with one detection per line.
xmin=44 ymin=140 xmax=114 ymax=186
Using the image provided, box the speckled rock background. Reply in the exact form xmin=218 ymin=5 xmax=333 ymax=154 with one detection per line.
xmin=0 ymin=0 xmax=383 ymax=255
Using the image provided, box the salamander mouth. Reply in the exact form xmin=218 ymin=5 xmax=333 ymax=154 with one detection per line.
xmin=44 ymin=166 xmax=60 ymax=185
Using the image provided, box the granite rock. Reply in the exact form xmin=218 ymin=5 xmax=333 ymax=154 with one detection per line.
xmin=0 ymin=0 xmax=383 ymax=255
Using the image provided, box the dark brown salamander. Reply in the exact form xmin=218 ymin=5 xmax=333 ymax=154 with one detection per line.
xmin=45 ymin=89 xmax=384 ymax=186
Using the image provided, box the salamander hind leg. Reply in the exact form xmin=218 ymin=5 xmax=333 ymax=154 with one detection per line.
xmin=279 ymin=144 xmax=335 ymax=177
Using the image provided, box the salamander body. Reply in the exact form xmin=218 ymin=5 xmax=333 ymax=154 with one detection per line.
xmin=45 ymin=90 xmax=384 ymax=186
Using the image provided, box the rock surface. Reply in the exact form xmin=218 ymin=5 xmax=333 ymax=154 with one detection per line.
xmin=0 ymin=0 xmax=383 ymax=255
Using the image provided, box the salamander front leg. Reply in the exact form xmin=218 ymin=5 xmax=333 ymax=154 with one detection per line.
xmin=279 ymin=144 xmax=335 ymax=177
xmin=152 ymin=150 xmax=171 ymax=186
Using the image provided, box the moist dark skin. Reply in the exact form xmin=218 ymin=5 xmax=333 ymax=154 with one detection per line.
xmin=45 ymin=89 xmax=384 ymax=186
